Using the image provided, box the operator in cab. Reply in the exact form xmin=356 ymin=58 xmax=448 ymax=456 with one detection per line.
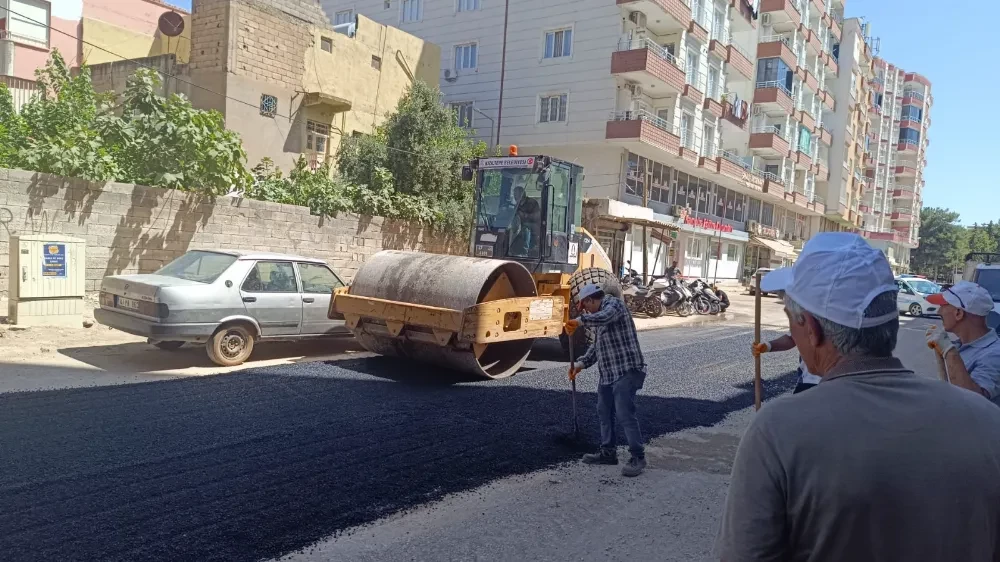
xmin=508 ymin=184 xmax=541 ymax=258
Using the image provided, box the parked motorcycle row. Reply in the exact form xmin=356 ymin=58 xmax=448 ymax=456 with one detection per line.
xmin=619 ymin=263 xmax=730 ymax=319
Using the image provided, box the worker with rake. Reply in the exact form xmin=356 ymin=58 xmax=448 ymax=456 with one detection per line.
xmin=566 ymin=283 xmax=647 ymax=477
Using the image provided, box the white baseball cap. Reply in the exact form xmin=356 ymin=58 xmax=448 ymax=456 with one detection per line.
xmin=926 ymin=281 xmax=995 ymax=316
xmin=760 ymin=232 xmax=899 ymax=329
xmin=578 ymin=283 xmax=604 ymax=301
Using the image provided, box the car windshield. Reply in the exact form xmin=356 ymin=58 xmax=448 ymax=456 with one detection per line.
xmin=156 ymin=251 xmax=238 ymax=283
xmin=908 ymin=279 xmax=940 ymax=295
xmin=977 ymin=269 xmax=1000 ymax=302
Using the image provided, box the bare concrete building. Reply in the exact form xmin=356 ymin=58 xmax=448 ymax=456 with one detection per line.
xmin=89 ymin=0 xmax=440 ymax=170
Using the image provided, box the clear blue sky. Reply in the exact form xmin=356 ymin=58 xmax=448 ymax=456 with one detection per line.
xmin=850 ymin=0 xmax=993 ymax=225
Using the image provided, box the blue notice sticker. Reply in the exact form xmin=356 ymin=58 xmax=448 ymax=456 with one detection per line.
xmin=42 ymin=243 xmax=66 ymax=278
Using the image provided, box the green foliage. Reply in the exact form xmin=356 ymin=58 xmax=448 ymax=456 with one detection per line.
xmin=965 ymin=222 xmax=1000 ymax=255
xmin=911 ymin=207 xmax=966 ymax=278
xmin=0 ymin=50 xmax=251 ymax=195
xmin=337 ymin=80 xmax=487 ymax=231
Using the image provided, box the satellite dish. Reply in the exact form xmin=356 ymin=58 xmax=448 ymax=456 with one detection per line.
xmin=158 ymin=11 xmax=185 ymax=37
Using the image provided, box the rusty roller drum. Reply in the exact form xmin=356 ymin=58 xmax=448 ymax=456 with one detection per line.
xmin=347 ymin=251 xmax=542 ymax=379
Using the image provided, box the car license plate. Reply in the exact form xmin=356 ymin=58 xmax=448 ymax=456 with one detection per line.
xmin=117 ymin=297 xmax=141 ymax=311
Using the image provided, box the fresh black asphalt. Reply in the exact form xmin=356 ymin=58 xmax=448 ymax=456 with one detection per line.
xmin=0 ymin=327 xmax=795 ymax=562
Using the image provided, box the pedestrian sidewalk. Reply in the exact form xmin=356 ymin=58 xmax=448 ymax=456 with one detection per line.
xmin=632 ymin=290 xmax=789 ymax=332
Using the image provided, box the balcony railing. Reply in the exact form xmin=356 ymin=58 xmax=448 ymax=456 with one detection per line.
xmin=751 ymin=124 xmax=787 ymax=138
xmin=722 ymin=149 xmax=753 ymax=170
xmin=759 ymin=33 xmax=793 ymax=46
xmin=902 ymin=89 xmax=925 ymax=101
xmin=617 ymin=38 xmax=686 ymax=72
xmin=756 ymin=80 xmax=793 ymax=97
xmin=610 ymin=109 xmax=679 ymax=136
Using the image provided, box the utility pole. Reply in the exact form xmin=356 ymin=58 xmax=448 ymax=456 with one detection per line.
xmin=642 ymin=158 xmax=651 ymax=285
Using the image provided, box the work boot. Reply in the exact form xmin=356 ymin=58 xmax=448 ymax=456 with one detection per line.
xmin=581 ymin=449 xmax=618 ymax=465
xmin=621 ymin=456 xmax=646 ymax=477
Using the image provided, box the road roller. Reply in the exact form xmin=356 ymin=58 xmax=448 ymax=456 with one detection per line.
xmin=329 ymin=147 xmax=621 ymax=379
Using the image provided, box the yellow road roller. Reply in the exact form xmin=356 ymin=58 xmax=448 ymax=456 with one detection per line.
xmin=329 ymin=148 xmax=621 ymax=379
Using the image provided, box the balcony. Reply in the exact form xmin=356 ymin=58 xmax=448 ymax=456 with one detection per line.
xmin=748 ymin=125 xmax=790 ymax=156
xmin=707 ymin=38 xmax=728 ymax=60
xmin=895 ymin=165 xmax=917 ymax=177
xmin=716 ymin=150 xmax=766 ymax=195
xmin=818 ymin=124 xmax=832 ymax=145
xmin=891 ymin=211 xmax=914 ymax=222
xmin=798 ymin=109 xmax=816 ymax=131
xmin=824 ymin=51 xmax=838 ymax=74
xmin=814 ymin=161 xmax=829 ymax=180
xmin=606 ymin=110 xmax=681 ymax=155
xmin=727 ymin=43 xmax=755 ymax=80
xmin=754 ymin=81 xmax=795 ymax=115
xmin=902 ymin=91 xmax=925 ymax=108
xmin=678 ymin=128 xmax=702 ymax=165
xmin=683 ymin=77 xmax=705 ymax=103
xmin=864 ymin=230 xmax=907 ymax=244
xmin=801 ymin=68 xmax=820 ymax=94
xmin=803 ymin=26 xmax=823 ymax=57
xmin=616 ymin=0 xmax=691 ymax=34
xmin=893 ymin=187 xmax=916 ymax=199
xmin=721 ymin=100 xmax=748 ymax=131
xmin=703 ymin=96 xmax=724 ymax=118
xmin=688 ymin=19 xmax=709 ymax=43
xmin=825 ymin=12 xmax=842 ymax=41
xmin=730 ymin=0 xmax=757 ymax=31
xmin=757 ymin=35 xmax=798 ymax=70
xmin=791 ymin=147 xmax=813 ymax=170
xmin=897 ymin=139 xmax=919 ymax=154
xmin=760 ymin=0 xmax=802 ymax=26
xmin=899 ymin=119 xmax=921 ymax=131
xmin=611 ymin=38 xmax=686 ymax=97
xmin=821 ymin=89 xmax=835 ymax=111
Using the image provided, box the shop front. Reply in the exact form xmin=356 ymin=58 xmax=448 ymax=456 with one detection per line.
xmin=583 ymin=198 xmax=680 ymax=279
xmin=672 ymin=211 xmax=750 ymax=283
xmin=744 ymin=220 xmax=798 ymax=279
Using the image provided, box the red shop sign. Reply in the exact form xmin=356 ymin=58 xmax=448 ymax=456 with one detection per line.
xmin=683 ymin=215 xmax=734 ymax=233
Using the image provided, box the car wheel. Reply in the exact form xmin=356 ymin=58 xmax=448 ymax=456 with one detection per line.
xmin=207 ymin=324 xmax=255 ymax=367
xmin=909 ymin=303 xmax=922 ymax=317
xmin=150 ymin=339 xmax=184 ymax=351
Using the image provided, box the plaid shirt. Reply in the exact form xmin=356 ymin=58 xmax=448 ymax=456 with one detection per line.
xmin=578 ymin=295 xmax=646 ymax=386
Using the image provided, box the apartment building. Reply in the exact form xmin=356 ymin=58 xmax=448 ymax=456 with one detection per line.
xmin=323 ymin=0 xmax=847 ymax=281
xmin=818 ymin=16 xmax=871 ymax=233
xmin=860 ymin=56 xmax=931 ymax=272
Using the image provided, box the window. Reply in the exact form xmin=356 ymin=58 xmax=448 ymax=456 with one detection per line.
xmin=457 ymin=0 xmax=480 ymax=11
xmin=850 ymin=73 xmax=858 ymax=97
xmin=259 ymin=94 xmax=277 ymax=117
xmin=727 ymin=244 xmax=739 ymax=262
xmin=544 ymin=28 xmax=572 ymax=59
xmin=401 ymin=0 xmax=422 ymax=21
xmin=298 ymin=263 xmax=344 ymax=294
xmin=540 ymin=94 xmax=568 ymax=123
xmin=686 ymin=237 xmax=702 ymax=259
xmin=306 ymin=120 xmax=330 ymax=157
xmin=454 ymin=43 xmax=478 ymax=71
xmin=242 ymin=262 xmax=298 ymax=293
xmin=385 ymin=0 xmax=392 ymax=8
xmin=451 ymin=102 xmax=474 ymax=128
xmin=334 ymin=10 xmax=354 ymax=25
xmin=371 ymin=55 xmax=382 ymax=70
xmin=320 ymin=36 xmax=333 ymax=53
xmin=899 ymin=128 xmax=920 ymax=144
xmin=9 ymin=0 xmax=49 ymax=46
xmin=156 ymin=251 xmax=238 ymax=284
xmin=901 ymin=105 xmax=923 ymax=122
xmin=710 ymin=242 xmax=720 ymax=260
xmin=756 ymin=57 xmax=792 ymax=92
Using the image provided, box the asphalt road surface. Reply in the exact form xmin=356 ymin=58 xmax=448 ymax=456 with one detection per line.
xmin=0 ymin=317 xmax=941 ymax=562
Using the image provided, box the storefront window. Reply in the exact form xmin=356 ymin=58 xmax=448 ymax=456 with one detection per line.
xmin=686 ymin=237 xmax=702 ymax=259
xmin=761 ymin=202 xmax=774 ymax=227
xmin=676 ymin=173 xmax=690 ymax=208
xmin=696 ymin=178 xmax=710 ymax=214
xmin=727 ymin=243 xmax=739 ymax=262
xmin=714 ymin=186 xmax=728 ymax=218
xmin=747 ymin=197 xmax=761 ymax=223
xmin=734 ymin=194 xmax=745 ymax=222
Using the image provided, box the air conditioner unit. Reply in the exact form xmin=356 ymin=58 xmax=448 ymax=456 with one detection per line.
xmin=761 ymin=13 xmax=772 ymax=25
xmin=628 ymin=11 xmax=647 ymax=28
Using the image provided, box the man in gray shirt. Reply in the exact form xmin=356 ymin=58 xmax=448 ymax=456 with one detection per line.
xmin=716 ymin=233 xmax=1000 ymax=562
xmin=926 ymin=280 xmax=1000 ymax=406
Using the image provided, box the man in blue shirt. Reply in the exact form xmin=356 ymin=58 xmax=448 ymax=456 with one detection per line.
xmin=926 ymin=281 xmax=1000 ymax=406
xmin=566 ymin=283 xmax=647 ymax=477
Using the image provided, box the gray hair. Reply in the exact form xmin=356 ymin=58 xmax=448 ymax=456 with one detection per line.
xmin=783 ymin=291 xmax=899 ymax=357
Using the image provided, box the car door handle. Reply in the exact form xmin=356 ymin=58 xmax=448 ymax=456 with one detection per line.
xmin=242 ymin=296 xmax=257 ymax=303
xmin=302 ymin=297 xmax=315 ymax=303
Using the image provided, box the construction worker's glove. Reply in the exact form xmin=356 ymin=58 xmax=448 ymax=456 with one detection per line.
xmin=565 ymin=319 xmax=582 ymax=336
xmin=752 ymin=342 xmax=771 ymax=357
xmin=568 ymin=361 xmax=585 ymax=381
xmin=926 ymin=325 xmax=954 ymax=356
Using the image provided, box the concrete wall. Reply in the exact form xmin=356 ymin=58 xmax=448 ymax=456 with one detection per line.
xmin=81 ymin=0 xmax=192 ymax=65
xmin=0 ymin=168 xmax=465 ymax=295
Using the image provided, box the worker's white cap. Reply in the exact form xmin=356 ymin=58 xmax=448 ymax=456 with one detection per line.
xmin=927 ymin=281 xmax=995 ymax=316
xmin=760 ymin=232 xmax=899 ymax=329
xmin=578 ymin=283 xmax=604 ymax=301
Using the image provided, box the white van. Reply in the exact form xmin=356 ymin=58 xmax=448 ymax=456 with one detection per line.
xmin=895 ymin=276 xmax=942 ymax=317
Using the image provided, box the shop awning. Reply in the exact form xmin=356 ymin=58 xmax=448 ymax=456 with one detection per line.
xmin=750 ymin=236 xmax=796 ymax=259
xmin=587 ymin=198 xmax=680 ymax=231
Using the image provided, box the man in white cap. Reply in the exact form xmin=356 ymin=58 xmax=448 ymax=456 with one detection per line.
xmin=565 ymin=283 xmax=647 ymax=477
xmin=925 ymin=281 xmax=1000 ymax=405
xmin=715 ymin=232 xmax=1000 ymax=561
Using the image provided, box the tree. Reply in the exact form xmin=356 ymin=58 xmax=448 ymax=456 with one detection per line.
xmin=966 ymin=223 xmax=998 ymax=255
xmin=0 ymin=50 xmax=252 ymax=195
xmin=911 ymin=207 xmax=965 ymax=278
xmin=337 ymin=80 xmax=487 ymax=230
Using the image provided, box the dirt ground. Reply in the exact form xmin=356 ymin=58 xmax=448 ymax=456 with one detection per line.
xmin=0 ymin=291 xmax=791 ymax=392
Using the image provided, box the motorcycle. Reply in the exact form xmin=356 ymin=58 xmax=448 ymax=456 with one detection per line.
xmin=688 ymin=278 xmax=722 ymax=315
xmin=659 ymin=276 xmax=695 ymax=317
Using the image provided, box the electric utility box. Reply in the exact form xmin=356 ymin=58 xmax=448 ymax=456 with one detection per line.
xmin=8 ymin=235 xmax=86 ymax=327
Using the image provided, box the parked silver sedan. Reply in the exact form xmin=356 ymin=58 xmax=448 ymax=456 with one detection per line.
xmin=95 ymin=250 xmax=351 ymax=366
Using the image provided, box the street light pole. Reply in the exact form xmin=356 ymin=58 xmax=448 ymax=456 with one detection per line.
xmin=471 ymin=107 xmax=496 ymax=153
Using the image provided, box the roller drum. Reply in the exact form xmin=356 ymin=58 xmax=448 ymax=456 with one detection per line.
xmin=348 ymin=251 xmax=540 ymax=379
